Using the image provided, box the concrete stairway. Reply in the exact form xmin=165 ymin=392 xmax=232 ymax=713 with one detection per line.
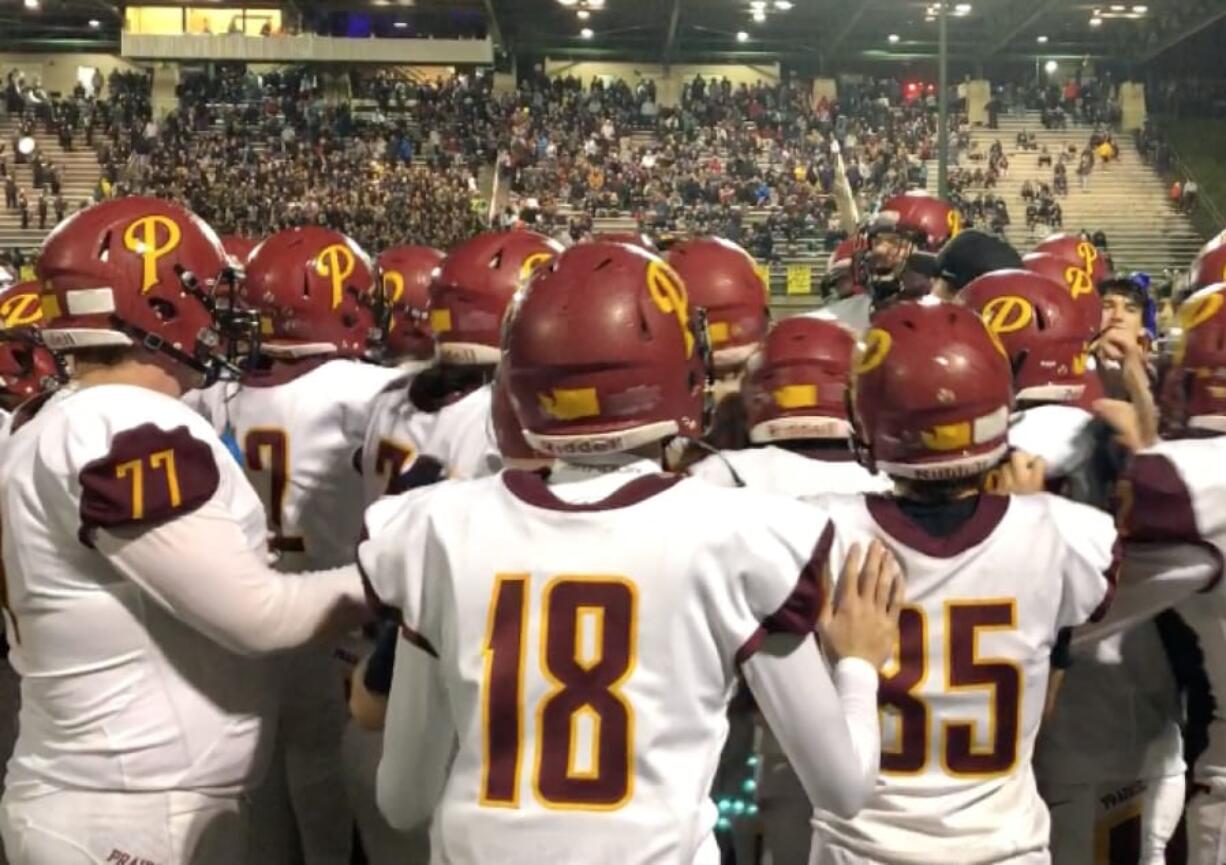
xmin=961 ymin=110 xmax=1203 ymax=275
xmin=0 ymin=115 xmax=101 ymax=254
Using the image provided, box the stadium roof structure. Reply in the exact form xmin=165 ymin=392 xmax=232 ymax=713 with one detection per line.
xmin=5 ymin=0 xmax=1226 ymax=67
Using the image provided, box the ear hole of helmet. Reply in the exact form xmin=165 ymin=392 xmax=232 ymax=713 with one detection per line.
xmin=97 ymin=231 xmax=112 ymax=262
xmin=1011 ymin=348 xmax=1030 ymax=379
xmin=594 ymin=257 xmax=615 ymax=272
xmin=148 ymin=297 xmax=178 ymax=323
xmin=1034 ymin=306 xmax=1048 ymax=331
xmin=489 ymin=251 xmax=504 ymax=270
xmin=302 ymin=274 xmax=311 ymax=298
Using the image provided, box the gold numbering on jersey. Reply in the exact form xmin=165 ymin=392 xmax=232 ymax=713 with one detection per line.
xmin=853 ymin=328 xmax=892 ymax=375
xmin=519 ymin=251 xmax=556 ymax=282
xmin=538 ymin=387 xmax=601 ymax=422
xmin=122 ymin=216 xmax=183 ymax=294
xmin=0 ymin=291 xmax=42 ymax=327
xmin=947 ymin=209 xmax=962 ymax=238
xmin=316 ymin=243 xmax=356 ymax=310
xmin=115 ymin=449 xmax=182 ymax=521
xmin=1064 ymin=265 xmax=1094 ymax=299
xmin=646 ymin=260 xmax=695 ymax=358
xmin=981 ymin=296 xmax=1034 ymax=337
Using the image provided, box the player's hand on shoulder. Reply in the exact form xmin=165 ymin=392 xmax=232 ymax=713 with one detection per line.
xmin=818 ymin=539 xmax=903 ymax=670
xmin=987 ymin=450 xmax=1046 ymax=495
xmin=1093 ymin=398 xmax=1157 ymax=453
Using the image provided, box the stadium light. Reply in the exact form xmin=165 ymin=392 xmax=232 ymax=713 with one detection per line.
xmin=577 ymin=9 xmax=590 ymax=18
xmin=393 ymin=20 xmax=408 ymax=28
xmin=580 ymin=27 xmax=594 ymax=38
xmin=749 ymin=1 xmax=767 ymax=9
xmin=587 ymin=0 xmax=604 ymax=7
xmin=23 ymin=0 xmax=38 ymax=9
xmin=1132 ymin=4 xmax=1147 ymax=10
xmin=1036 ymin=34 xmax=1048 ymax=43
xmin=752 ymin=9 xmax=766 ymax=22
xmin=774 ymin=0 xmax=793 ymax=9
xmin=888 ymin=33 xmax=900 ymax=43
xmin=954 ymin=3 xmax=971 ymax=13
xmin=557 ymin=0 xmax=578 ymax=6
xmin=1045 ymin=60 xmax=1058 ymax=73
xmin=1089 ymin=16 xmax=1103 ymax=25
xmin=736 ymin=30 xmax=749 ymax=42
xmin=1110 ymin=4 xmax=1124 ymax=9
xmin=89 ymin=18 xmax=100 ymax=27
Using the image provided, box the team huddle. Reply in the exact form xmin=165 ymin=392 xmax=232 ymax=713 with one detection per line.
xmin=0 ymin=190 xmax=1223 ymax=865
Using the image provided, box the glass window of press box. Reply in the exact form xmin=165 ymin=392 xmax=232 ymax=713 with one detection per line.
xmin=124 ymin=6 xmax=284 ymax=37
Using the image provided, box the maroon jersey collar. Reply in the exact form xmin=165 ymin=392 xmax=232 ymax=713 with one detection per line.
xmin=866 ymin=493 xmax=1010 ymax=558
xmin=502 ymin=469 xmax=683 ymax=513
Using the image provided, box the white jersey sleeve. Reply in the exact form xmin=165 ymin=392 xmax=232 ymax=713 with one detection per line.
xmin=1047 ymin=493 xmax=1119 ymax=629
xmin=1009 ymin=404 xmax=1096 ymax=478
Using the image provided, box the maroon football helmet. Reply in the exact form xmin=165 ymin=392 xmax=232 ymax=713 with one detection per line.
xmin=744 ymin=316 xmax=856 ymax=443
xmin=220 ymin=234 xmax=259 ymax=268
xmin=0 ymin=281 xmax=62 ymax=409
xmin=960 ymin=269 xmax=1091 ymax=405
xmin=1032 ymin=232 xmax=1111 ymax=286
xmin=1161 ymin=283 xmax=1226 ymax=435
xmin=1021 ymin=251 xmax=1102 ymax=340
xmin=874 ymin=192 xmax=962 ymax=251
xmin=851 ymin=299 xmax=1013 ymax=479
xmin=377 ymin=245 xmax=444 ymax=364
xmin=505 ymin=243 xmax=705 ymax=456
xmin=667 ymin=237 xmax=768 ymax=371
xmin=1189 ymin=231 xmax=1226 ymax=292
xmin=592 ymin=232 xmax=658 ymax=252
xmin=241 ymin=226 xmax=379 ymax=360
xmin=822 ymin=238 xmax=863 ymax=298
xmin=491 ymin=368 xmax=551 ymax=470
xmin=36 ymin=197 xmax=233 ymax=379
xmin=429 ymin=230 xmax=563 ymax=367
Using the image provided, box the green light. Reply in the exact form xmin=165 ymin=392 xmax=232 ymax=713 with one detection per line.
xmin=747 ymin=755 xmax=759 ymax=767
xmin=732 ymin=800 xmax=747 ymax=815
xmin=748 ymin=803 xmax=760 ymax=816
xmin=717 ymin=798 xmax=732 ymax=814
xmin=717 ymin=816 xmax=732 ymax=832
xmin=742 ymin=779 xmax=757 ymax=794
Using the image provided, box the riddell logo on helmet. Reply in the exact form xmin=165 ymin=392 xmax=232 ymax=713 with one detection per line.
xmin=122 ymin=216 xmax=183 ymax=294
xmin=542 ymin=437 xmax=621 ymax=456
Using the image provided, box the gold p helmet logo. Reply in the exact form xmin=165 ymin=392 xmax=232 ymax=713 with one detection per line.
xmin=381 ymin=271 xmax=406 ymax=307
xmin=946 ymin=208 xmax=962 ymax=239
xmin=0 ymin=290 xmax=42 ymax=327
xmin=122 ymin=216 xmax=183 ymax=294
xmin=1076 ymin=240 xmax=1098 ymax=275
xmin=981 ymin=296 xmax=1034 ymax=337
xmin=1174 ymin=290 xmax=1226 ymax=364
xmin=853 ymin=328 xmax=892 ymax=375
xmin=646 ymin=259 xmax=694 ymax=358
xmin=1064 ymin=265 xmax=1094 ymax=299
xmin=316 ymin=243 xmax=356 ymax=309
xmin=519 ymin=251 xmax=555 ymax=282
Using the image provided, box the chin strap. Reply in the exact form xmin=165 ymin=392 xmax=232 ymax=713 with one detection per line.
xmin=682 ymin=437 xmax=747 ymax=488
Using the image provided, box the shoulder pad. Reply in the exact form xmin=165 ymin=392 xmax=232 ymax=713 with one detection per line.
xmin=78 ymin=423 xmax=220 ymax=543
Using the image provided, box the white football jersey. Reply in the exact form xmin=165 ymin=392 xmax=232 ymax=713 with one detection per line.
xmin=807 ymin=492 xmax=1117 ymax=864
xmin=181 ymin=380 xmax=235 ymax=438
xmin=1009 ymin=404 xmax=1096 ymax=478
xmin=360 ymin=464 xmax=839 ymax=865
xmin=0 ymin=384 xmax=274 ymax=798
xmin=1122 ymin=436 xmax=1226 ymax=793
xmin=689 ymin=446 xmax=892 ymax=497
xmin=817 ymin=294 xmax=872 ymax=334
xmin=360 ymin=378 xmax=500 ymax=504
xmin=216 ymin=359 xmax=401 ymax=570
xmin=0 ymin=407 xmax=10 ymax=441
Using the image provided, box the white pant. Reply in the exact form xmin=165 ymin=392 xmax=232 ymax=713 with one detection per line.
xmin=0 ymin=789 xmax=245 ymax=865
xmin=808 ymin=839 xmax=1049 ymax=865
xmin=1043 ymin=775 xmax=1183 ymax=865
xmin=1186 ymin=789 xmax=1226 ymax=865
xmin=246 ymin=646 xmax=352 ymax=865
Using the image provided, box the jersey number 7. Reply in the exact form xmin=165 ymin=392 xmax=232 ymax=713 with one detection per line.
xmin=480 ymin=574 xmax=638 ymax=811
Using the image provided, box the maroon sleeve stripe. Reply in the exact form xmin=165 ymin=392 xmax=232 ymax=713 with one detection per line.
xmin=400 ymin=624 xmax=439 ymax=658
xmin=1087 ymin=536 xmax=1122 ymax=624
xmin=1123 ymin=454 xmax=1200 ymax=543
xmin=735 ymin=521 xmax=832 ymax=666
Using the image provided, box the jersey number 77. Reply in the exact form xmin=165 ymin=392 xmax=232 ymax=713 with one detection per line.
xmin=480 ymin=574 xmax=638 ymax=811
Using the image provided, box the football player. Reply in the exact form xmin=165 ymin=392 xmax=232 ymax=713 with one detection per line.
xmin=360 ymin=242 xmax=902 ymax=863
xmin=0 ymin=281 xmax=62 ymax=438
xmin=807 ymin=298 xmax=1120 ymax=865
xmin=1102 ymin=283 xmax=1226 ymax=865
xmin=961 ymin=270 xmax=1186 ymax=865
xmin=210 ymin=225 xmax=404 ymax=865
xmin=0 ymin=198 xmax=368 ymax=865
xmin=360 ymin=230 xmax=562 ymax=500
xmin=688 ymin=314 xmax=890 ymax=865
xmin=1188 ymin=229 xmax=1226 ymax=293
xmin=826 ymin=191 xmax=960 ymax=332
xmin=821 ymin=238 xmax=863 ymax=301
xmin=375 ymin=244 xmax=445 ymax=373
